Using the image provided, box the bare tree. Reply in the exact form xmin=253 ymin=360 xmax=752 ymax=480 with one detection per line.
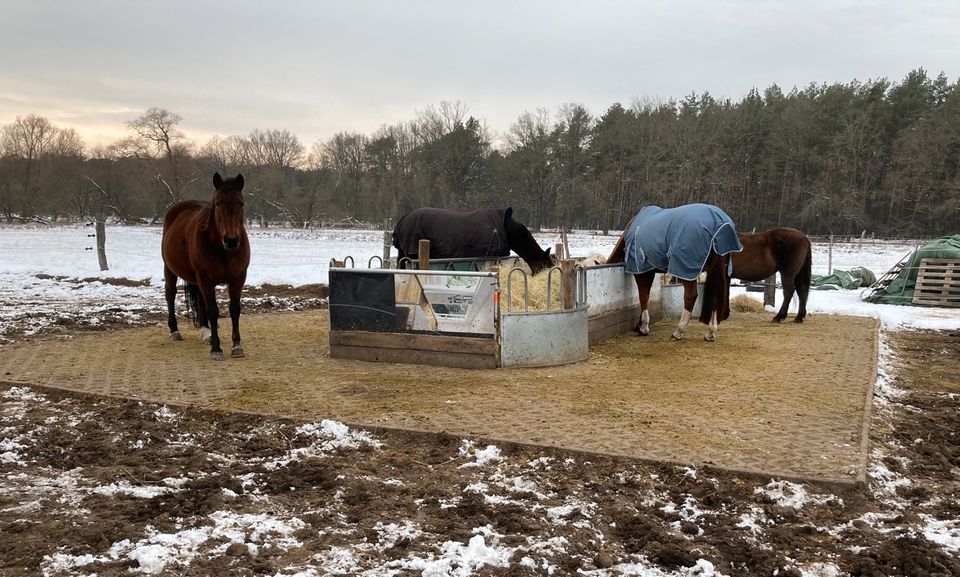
xmin=199 ymin=135 xmax=247 ymax=171
xmin=507 ymin=109 xmax=561 ymax=229
xmin=0 ymin=115 xmax=84 ymax=222
xmin=243 ymin=129 xmax=305 ymax=170
xmin=45 ymin=127 xmax=86 ymax=221
xmin=322 ymin=132 xmax=368 ymax=214
xmin=78 ymin=145 xmax=140 ymax=225
xmin=229 ymin=129 xmax=307 ymax=226
xmin=122 ymin=108 xmax=197 ymax=219
xmin=411 ymin=101 xmax=469 ymax=146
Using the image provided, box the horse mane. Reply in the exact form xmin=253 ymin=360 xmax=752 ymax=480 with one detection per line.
xmin=606 ymin=234 xmax=626 ymax=264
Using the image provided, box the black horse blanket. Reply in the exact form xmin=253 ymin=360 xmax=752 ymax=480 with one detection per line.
xmin=624 ymin=203 xmax=742 ymax=280
xmin=392 ymin=207 xmax=511 ymax=259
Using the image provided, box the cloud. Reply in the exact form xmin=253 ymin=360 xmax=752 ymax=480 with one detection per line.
xmin=2 ymin=0 xmax=959 ymax=149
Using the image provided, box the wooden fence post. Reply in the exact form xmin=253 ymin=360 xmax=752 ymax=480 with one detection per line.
xmin=561 ymin=259 xmax=575 ymax=309
xmin=418 ymin=239 xmax=430 ymax=270
xmin=382 ymin=231 xmax=392 ymax=268
xmin=95 ymin=219 xmax=108 ymax=271
xmin=828 ymin=234 xmax=834 ymax=275
xmin=764 ymin=274 xmax=776 ymax=308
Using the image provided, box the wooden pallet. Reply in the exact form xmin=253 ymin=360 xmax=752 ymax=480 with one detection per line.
xmin=912 ymin=258 xmax=960 ymax=307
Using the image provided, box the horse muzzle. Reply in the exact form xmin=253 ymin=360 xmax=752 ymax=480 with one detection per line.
xmin=222 ymin=236 xmax=241 ymax=250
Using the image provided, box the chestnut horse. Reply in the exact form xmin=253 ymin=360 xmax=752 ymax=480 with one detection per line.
xmin=161 ymin=173 xmax=250 ymax=360
xmin=607 ymin=204 xmax=743 ymax=341
xmin=731 ymin=227 xmax=812 ymax=323
xmin=392 ymin=207 xmax=553 ymax=275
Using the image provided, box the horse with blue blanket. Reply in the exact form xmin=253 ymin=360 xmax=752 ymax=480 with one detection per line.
xmin=607 ymin=203 xmax=743 ymax=341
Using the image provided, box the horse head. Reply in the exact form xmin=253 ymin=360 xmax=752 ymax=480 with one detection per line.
xmin=503 ymin=207 xmax=553 ymax=276
xmin=528 ymin=247 xmax=553 ymax=276
xmin=211 ymin=172 xmax=246 ymax=251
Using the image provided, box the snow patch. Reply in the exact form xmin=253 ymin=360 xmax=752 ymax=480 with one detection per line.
xmin=755 ymin=480 xmax=833 ymax=509
xmin=920 ymin=514 xmax=960 ymax=553
xmin=458 ymin=440 xmax=503 ymax=468
xmin=401 ymin=534 xmax=512 ymax=577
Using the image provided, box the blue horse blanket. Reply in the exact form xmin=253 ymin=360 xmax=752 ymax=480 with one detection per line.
xmin=624 ymin=204 xmax=742 ymax=280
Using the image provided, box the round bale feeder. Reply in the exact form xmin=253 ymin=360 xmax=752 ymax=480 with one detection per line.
xmin=327 ymin=244 xmax=658 ymax=369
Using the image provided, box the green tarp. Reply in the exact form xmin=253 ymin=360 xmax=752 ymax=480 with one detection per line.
xmin=812 ymin=267 xmax=877 ymax=290
xmin=864 ymin=234 xmax=960 ymax=305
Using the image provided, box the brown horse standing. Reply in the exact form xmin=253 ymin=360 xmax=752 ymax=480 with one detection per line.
xmin=731 ymin=227 xmax=812 ymax=323
xmin=161 ymin=173 xmax=250 ymax=360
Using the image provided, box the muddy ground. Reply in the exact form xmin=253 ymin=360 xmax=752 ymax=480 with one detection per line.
xmin=1 ymin=285 xmax=959 ymax=576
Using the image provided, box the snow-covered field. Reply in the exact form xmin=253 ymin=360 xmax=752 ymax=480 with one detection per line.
xmin=1 ymin=224 xmax=956 ymax=337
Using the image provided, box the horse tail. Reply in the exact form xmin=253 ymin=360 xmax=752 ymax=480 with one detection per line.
xmin=184 ymin=283 xmax=202 ymax=329
xmin=795 ymin=239 xmax=813 ymax=300
xmin=699 ymin=253 xmax=731 ymax=324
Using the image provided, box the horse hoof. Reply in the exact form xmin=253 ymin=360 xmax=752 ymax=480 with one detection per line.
xmin=671 ymin=333 xmax=684 ymax=341
xmin=210 ymin=351 xmax=225 ymax=361
xmin=793 ymin=317 xmax=805 ymax=324
xmin=231 ymin=346 xmax=245 ymax=358
xmin=704 ymin=334 xmax=716 ymax=342
xmin=771 ymin=317 xmax=784 ymax=324
xmin=199 ymin=327 xmax=212 ymax=344
xmin=170 ymin=331 xmax=183 ymax=341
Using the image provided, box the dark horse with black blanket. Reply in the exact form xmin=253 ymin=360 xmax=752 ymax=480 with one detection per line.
xmin=392 ymin=207 xmax=553 ymax=275
xmin=731 ymin=227 xmax=812 ymax=323
xmin=607 ymin=203 xmax=742 ymax=341
xmin=161 ymin=173 xmax=250 ymax=361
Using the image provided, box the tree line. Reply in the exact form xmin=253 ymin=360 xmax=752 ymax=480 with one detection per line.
xmin=1 ymin=68 xmax=958 ymax=237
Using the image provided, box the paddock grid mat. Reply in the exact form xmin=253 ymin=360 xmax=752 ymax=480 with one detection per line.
xmin=0 ymin=310 xmax=879 ymax=484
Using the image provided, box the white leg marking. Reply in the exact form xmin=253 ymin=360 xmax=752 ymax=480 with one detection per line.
xmin=199 ymin=326 xmax=212 ymax=344
xmin=672 ymin=309 xmax=690 ymax=340
xmin=705 ymin=310 xmax=718 ymax=341
xmin=639 ymin=309 xmax=650 ymax=335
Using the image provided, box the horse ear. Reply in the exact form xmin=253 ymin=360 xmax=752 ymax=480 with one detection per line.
xmin=213 ymin=172 xmax=223 ymax=189
xmin=545 ymin=247 xmax=551 ymax=257
xmin=505 ymin=207 xmax=513 ymax=220
xmin=235 ymin=173 xmax=244 ymax=189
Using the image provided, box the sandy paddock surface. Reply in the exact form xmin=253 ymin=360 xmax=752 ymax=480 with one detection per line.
xmin=0 ymin=309 xmax=878 ymax=483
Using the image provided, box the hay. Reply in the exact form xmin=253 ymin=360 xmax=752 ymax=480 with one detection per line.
xmin=499 ymin=262 xmax=561 ymax=312
xmin=497 ymin=255 xmax=604 ymax=312
xmin=730 ymin=293 xmax=766 ymax=313
xmin=579 ymin=252 xmax=607 ymax=266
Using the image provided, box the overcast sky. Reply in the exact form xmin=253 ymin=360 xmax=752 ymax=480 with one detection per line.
xmin=2 ymin=0 xmax=959 ymax=149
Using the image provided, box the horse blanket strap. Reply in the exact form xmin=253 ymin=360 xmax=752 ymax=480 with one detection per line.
xmin=624 ymin=204 xmax=743 ymax=280
xmin=393 ymin=207 xmax=510 ymax=258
